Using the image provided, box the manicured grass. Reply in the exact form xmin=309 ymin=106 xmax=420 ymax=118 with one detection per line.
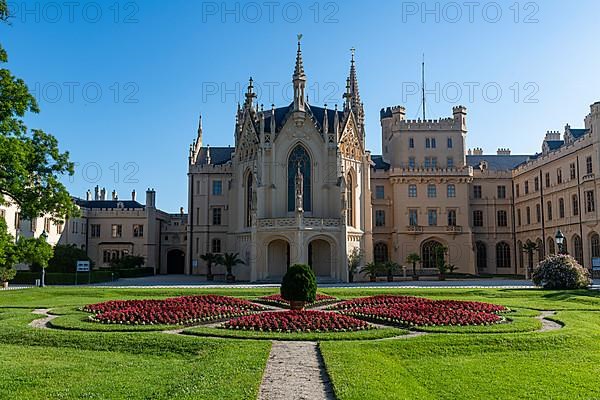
xmin=2 ymin=286 xmax=600 ymax=399
xmin=184 ymin=325 xmax=407 ymax=341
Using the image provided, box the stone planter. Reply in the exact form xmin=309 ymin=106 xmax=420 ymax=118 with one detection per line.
xmin=2 ymin=281 xmax=8 ymax=289
xmin=226 ymin=274 xmax=236 ymax=283
xmin=289 ymin=300 xmax=306 ymax=310
xmin=369 ymin=276 xmax=377 ymax=283
xmin=387 ymin=275 xmax=394 ymax=282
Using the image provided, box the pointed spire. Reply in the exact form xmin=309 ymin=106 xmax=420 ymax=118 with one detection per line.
xmin=322 ymin=104 xmax=329 ymax=134
xmin=244 ymin=77 xmax=256 ymax=109
xmin=292 ymin=34 xmax=307 ymax=112
xmin=348 ymin=47 xmax=361 ymax=106
xmin=196 ymin=113 xmax=203 ymax=146
xmin=270 ymin=104 xmax=276 ymax=133
xmin=293 ymin=34 xmax=305 ymax=79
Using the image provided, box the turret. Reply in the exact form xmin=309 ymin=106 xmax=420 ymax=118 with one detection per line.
xmin=452 ymin=105 xmax=467 ymax=131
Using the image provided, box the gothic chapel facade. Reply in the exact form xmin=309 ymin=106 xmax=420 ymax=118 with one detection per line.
xmin=187 ymin=40 xmax=373 ymax=281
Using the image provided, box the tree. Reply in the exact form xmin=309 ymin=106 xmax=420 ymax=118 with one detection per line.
xmin=280 ymin=264 xmax=317 ymax=309
xmin=406 ymin=253 xmax=421 ymax=280
xmin=347 ymin=247 xmax=363 ymax=283
xmin=200 ymin=253 xmax=222 ymax=281
xmin=48 ymin=244 xmax=92 ymax=273
xmin=17 ymin=236 xmax=53 ymax=286
xmin=0 ymin=1 xmax=78 ymax=221
xmin=0 ymin=220 xmax=18 ymax=286
xmin=221 ymin=252 xmax=245 ymax=282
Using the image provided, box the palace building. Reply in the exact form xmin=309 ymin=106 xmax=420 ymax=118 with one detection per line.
xmin=2 ymin=40 xmax=599 ymax=281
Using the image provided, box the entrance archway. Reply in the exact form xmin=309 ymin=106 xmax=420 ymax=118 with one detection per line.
xmin=308 ymin=239 xmax=331 ymax=277
xmin=267 ymin=239 xmax=290 ymax=278
xmin=167 ymin=249 xmax=185 ymax=274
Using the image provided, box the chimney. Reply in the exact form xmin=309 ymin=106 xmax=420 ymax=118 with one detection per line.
xmin=131 ymin=190 xmax=137 ymax=201
xmin=497 ymin=148 xmax=511 ymax=156
xmin=472 ymin=147 xmax=483 ymax=156
xmin=86 ymin=190 xmax=92 ymax=201
xmin=100 ymin=188 xmax=107 ymax=201
xmin=112 ymin=190 xmax=118 ymax=200
xmin=94 ymin=185 xmax=99 ymax=200
xmin=544 ymin=130 xmax=561 ymax=141
xmin=145 ymin=188 xmax=156 ymax=208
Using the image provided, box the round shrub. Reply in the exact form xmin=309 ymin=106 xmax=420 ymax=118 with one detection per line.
xmin=532 ymin=254 xmax=591 ymax=289
xmin=280 ymin=264 xmax=317 ymax=302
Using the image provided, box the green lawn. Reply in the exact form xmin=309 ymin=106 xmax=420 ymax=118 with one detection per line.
xmin=1 ymin=287 xmax=600 ymax=399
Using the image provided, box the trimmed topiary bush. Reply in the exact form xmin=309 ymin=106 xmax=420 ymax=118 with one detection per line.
xmin=532 ymin=254 xmax=591 ymax=289
xmin=280 ymin=264 xmax=317 ymax=305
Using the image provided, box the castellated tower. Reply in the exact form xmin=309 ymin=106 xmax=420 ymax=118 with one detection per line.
xmin=379 ymin=105 xmax=468 ymax=169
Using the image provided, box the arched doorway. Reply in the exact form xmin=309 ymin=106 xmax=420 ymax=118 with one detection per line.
xmin=267 ymin=239 xmax=290 ymax=278
xmin=167 ymin=249 xmax=185 ymax=274
xmin=421 ymin=240 xmax=444 ymax=269
xmin=308 ymin=239 xmax=331 ymax=277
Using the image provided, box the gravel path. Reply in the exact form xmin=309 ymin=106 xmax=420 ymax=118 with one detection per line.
xmin=537 ymin=311 xmax=562 ymax=332
xmin=29 ymin=309 xmax=57 ymax=329
xmin=258 ymin=341 xmax=335 ymax=400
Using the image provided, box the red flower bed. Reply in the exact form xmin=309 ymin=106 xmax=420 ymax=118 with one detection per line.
xmin=331 ymin=295 xmax=508 ymax=327
xmin=224 ymin=310 xmax=370 ymax=333
xmin=257 ymin=293 xmax=338 ymax=308
xmin=83 ymin=295 xmax=266 ymax=325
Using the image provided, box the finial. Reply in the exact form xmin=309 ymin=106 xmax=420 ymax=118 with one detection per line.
xmin=350 ymin=47 xmax=355 ymax=62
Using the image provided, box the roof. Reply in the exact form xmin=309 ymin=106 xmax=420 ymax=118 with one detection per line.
xmin=75 ymin=199 xmax=145 ymax=209
xmin=371 ymin=155 xmax=390 ymax=171
xmin=196 ymin=147 xmax=235 ymax=165
xmin=570 ymin=128 xmax=588 ymax=139
xmin=263 ymin=103 xmax=344 ymax=134
xmin=545 ymin=140 xmax=564 ymax=151
xmin=466 ymin=155 xmax=532 ymax=171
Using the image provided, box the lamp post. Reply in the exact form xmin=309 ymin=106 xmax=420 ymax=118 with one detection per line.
xmin=40 ymin=230 xmax=48 ymax=287
xmin=555 ymin=229 xmax=565 ymax=255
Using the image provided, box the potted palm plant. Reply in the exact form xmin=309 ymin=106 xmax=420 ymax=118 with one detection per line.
xmin=360 ymin=262 xmax=381 ymax=282
xmin=221 ymin=252 xmax=245 ymax=282
xmin=200 ymin=252 xmax=221 ymax=281
xmin=406 ymin=253 xmax=421 ymax=281
xmin=384 ymin=261 xmax=400 ymax=282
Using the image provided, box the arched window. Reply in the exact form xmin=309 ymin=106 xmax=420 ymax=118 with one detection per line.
xmin=422 ymin=240 xmax=444 ymax=269
xmin=245 ymin=172 xmax=253 ymax=227
xmin=374 ymin=242 xmax=388 ymax=263
xmin=591 ymin=233 xmax=600 ymax=259
xmin=347 ymin=173 xmax=354 ymax=227
xmin=573 ymin=235 xmax=583 ymax=265
xmin=536 ymin=238 xmax=544 ymax=262
xmin=547 ymin=237 xmax=555 ymax=255
xmin=287 ymin=145 xmax=311 ymax=212
xmin=476 ymin=241 xmax=487 ymax=271
xmin=496 ymin=242 xmax=511 ymax=268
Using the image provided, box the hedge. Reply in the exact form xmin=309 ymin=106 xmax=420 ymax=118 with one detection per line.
xmin=114 ymin=267 xmax=155 ymax=278
xmin=12 ymin=271 xmax=116 ymax=285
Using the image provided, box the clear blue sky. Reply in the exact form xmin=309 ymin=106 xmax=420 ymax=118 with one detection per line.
xmin=2 ymin=0 xmax=599 ymax=212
